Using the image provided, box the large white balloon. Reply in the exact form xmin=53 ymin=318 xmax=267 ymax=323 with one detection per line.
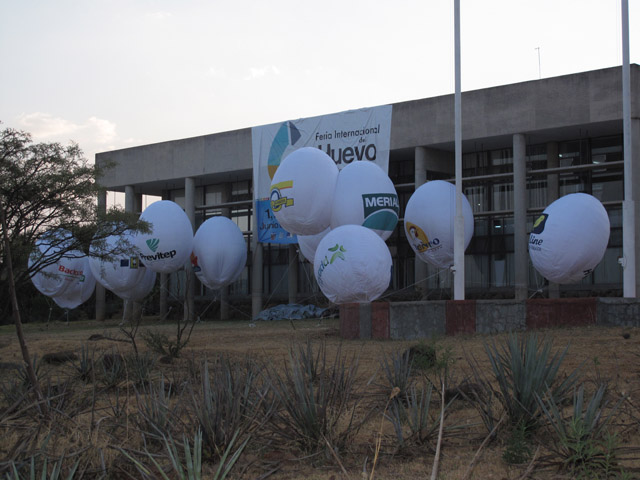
xmin=297 ymin=227 xmax=330 ymax=265
xmin=29 ymin=231 xmax=85 ymax=298
xmin=529 ymin=193 xmax=610 ymax=284
xmin=313 ymin=225 xmax=391 ymax=304
xmin=404 ymin=180 xmax=474 ymax=269
xmin=330 ymin=161 xmax=399 ymax=240
xmin=135 ymin=200 xmax=194 ymax=273
xmin=270 ymin=147 xmax=338 ymax=235
xmin=191 ymin=217 xmax=247 ymax=289
xmin=52 ymin=257 xmax=96 ymax=309
xmin=112 ymin=267 xmax=156 ymax=301
xmin=89 ymin=231 xmax=149 ymax=293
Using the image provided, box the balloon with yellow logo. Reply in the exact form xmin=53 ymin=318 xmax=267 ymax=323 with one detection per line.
xmin=404 ymin=180 xmax=474 ymax=269
xmin=270 ymin=147 xmax=338 ymax=236
xmin=529 ymin=193 xmax=610 ymax=284
xmin=313 ymin=225 xmax=391 ymax=303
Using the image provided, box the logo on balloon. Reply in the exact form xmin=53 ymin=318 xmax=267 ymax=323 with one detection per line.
xmin=316 ymin=243 xmax=347 ymax=286
xmin=190 ymin=252 xmax=201 ymax=273
xmin=146 ymin=238 xmax=160 ymax=252
xmin=270 ymin=181 xmax=295 ymax=212
xmin=406 ymin=222 xmax=440 ymax=253
xmin=532 ymin=214 xmax=548 ymax=234
xmin=362 ymin=193 xmax=399 ymax=232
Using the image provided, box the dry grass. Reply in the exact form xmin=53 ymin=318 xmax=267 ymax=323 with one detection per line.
xmin=1 ymin=317 xmax=639 ymax=479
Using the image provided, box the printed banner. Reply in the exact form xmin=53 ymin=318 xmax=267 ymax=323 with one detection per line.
xmin=252 ymin=105 xmax=393 ymax=244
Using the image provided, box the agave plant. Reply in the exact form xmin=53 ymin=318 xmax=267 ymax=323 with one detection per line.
xmin=484 ymin=333 xmax=580 ymax=431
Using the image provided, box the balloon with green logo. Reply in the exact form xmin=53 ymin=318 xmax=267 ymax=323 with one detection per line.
xmin=330 ymin=161 xmax=399 ymax=240
xmin=135 ymin=200 xmax=194 ymax=274
xmin=404 ymin=180 xmax=474 ymax=269
xmin=313 ymin=225 xmax=391 ymax=304
xmin=529 ymin=193 xmax=610 ymax=284
xmin=269 ymin=147 xmax=338 ymax=236
xmin=297 ymin=227 xmax=330 ymax=265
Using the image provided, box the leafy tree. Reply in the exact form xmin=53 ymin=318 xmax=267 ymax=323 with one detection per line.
xmin=0 ymin=124 xmax=146 ymax=408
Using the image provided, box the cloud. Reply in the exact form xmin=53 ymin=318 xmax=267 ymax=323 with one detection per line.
xmin=206 ymin=66 xmax=226 ymax=78
xmin=146 ymin=11 xmax=172 ymax=20
xmin=244 ymin=65 xmax=280 ymax=81
xmin=17 ymin=113 xmax=117 ymax=145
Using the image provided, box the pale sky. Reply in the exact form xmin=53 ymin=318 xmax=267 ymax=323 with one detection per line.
xmin=1 ymin=0 xmax=638 ymax=165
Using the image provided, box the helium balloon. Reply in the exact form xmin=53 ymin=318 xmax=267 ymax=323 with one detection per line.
xmin=270 ymin=147 xmax=338 ymax=235
xmin=330 ymin=161 xmax=399 ymax=240
xmin=29 ymin=231 xmax=86 ymax=298
xmin=297 ymin=227 xmax=330 ymax=265
xmin=404 ymin=180 xmax=474 ymax=269
xmin=135 ymin=200 xmax=193 ymax=273
xmin=191 ymin=216 xmax=247 ymax=289
xmin=313 ymin=225 xmax=391 ymax=304
xmin=52 ymin=257 xmax=96 ymax=309
xmin=112 ymin=268 xmax=156 ymax=301
xmin=89 ymin=231 xmax=148 ymax=293
xmin=529 ymin=193 xmax=610 ymax=284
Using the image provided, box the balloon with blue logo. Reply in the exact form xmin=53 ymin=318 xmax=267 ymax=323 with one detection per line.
xmin=404 ymin=180 xmax=474 ymax=269
xmin=29 ymin=230 xmax=86 ymax=298
xmin=330 ymin=161 xmax=399 ymax=240
xmin=529 ymin=193 xmax=610 ymax=284
xmin=89 ymin=231 xmax=150 ymax=293
xmin=313 ymin=225 xmax=391 ymax=304
xmin=270 ymin=147 xmax=339 ymax=236
xmin=135 ymin=200 xmax=194 ymax=273
xmin=52 ymin=257 xmax=96 ymax=309
xmin=190 ymin=216 xmax=247 ymax=289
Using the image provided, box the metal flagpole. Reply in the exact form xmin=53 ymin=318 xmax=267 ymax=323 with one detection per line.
xmin=453 ymin=0 xmax=465 ymax=299
xmin=621 ymin=0 xmax=636 ymax=297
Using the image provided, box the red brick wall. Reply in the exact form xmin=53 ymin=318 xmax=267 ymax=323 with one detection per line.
xmin=446 ymin=300 xmax=476 ymax=335
xmin=526 ymin=298 xmax=597 ymax=329
xmin=339 ymin=303 xmax=360 ymax=339
xmin=371 ymin=302 xmax=390 ymax=340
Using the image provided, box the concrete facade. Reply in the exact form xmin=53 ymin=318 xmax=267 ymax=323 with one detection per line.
xmin=96 ymin=66 xmax=640 ymax=318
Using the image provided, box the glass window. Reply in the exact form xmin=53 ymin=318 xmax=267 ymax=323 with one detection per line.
xmin=170 ymin=189 xmax=185 ymax=209
xmin=492 ymin=183 xmax=514 ymax=211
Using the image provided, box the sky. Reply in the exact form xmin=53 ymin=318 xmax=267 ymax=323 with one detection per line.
xmin=1 ymin=0 xmax=638 ymax=166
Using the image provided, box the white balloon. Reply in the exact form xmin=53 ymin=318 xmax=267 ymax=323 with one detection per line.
xmin=330 ymin=161 xmax=399 ymax=240
xmin=404 ymin=180 xmax=474 ymax=269
xmin=29 ymin=231 xmax=85 ymax=298
xmin=135 ymin=200 xmax=194 ymax=273
xmin=529 ymin=193 xmax=610 ymax=284
xmin=89 ymin=231 xmax=149 ymax=292
xmin=112 ymin=267 xmax=156 ymax=301
xmin=191 ymin=217 xmax=247 ymax=289
xmin=270 ymin=147 xmax=338 ymax=235
xmin=297 ymin=227 xmax=330 ymax=265
xmin=314 ymin=225 xmax=391 ymax=304
xmin=52 ymin=257 xmax=96 ymax=309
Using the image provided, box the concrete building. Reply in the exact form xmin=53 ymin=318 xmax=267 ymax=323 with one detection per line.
xmin=96 ymin=65 xmax=640 ymax=321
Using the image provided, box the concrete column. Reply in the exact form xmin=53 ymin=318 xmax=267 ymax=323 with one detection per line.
xmin=219 ymin=184 xmax=232 ymax=320
xmin=413 ymin=147 xmax=455 ymax=296
xmin=95 ymin=190 xmax=107 ymax=321
xmin=414 ymin=147 xmax=428 ymax=296
xmin=159 ymin=191 xmax=169 ymax=319
xmin=184 ymin=177 xmax=196 ymax=321
xmin=632 ymin=118 xmax=640 ymax=296
xmin=251 ymin=194 xmax=263 ymax=318
xmin=546 ymin=142 xmax=560 ymax=298
xmin=288 ymin=244 xmax=298 ymax=304
xmin=513 ymin=134 xmax=528 ymax=300
xmin=123 ymin=186 xmax=136 ymax=322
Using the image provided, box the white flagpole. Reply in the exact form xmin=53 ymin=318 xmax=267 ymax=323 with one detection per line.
xmin=453 ymin=0 xmax=465 ymax=299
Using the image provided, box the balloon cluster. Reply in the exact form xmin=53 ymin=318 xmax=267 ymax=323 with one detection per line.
xmin=30 ymin=200 xmax=248 ymax=310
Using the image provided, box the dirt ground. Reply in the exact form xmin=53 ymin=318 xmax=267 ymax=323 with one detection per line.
xmin=1 ymin=317 xmax=640 ymax=479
